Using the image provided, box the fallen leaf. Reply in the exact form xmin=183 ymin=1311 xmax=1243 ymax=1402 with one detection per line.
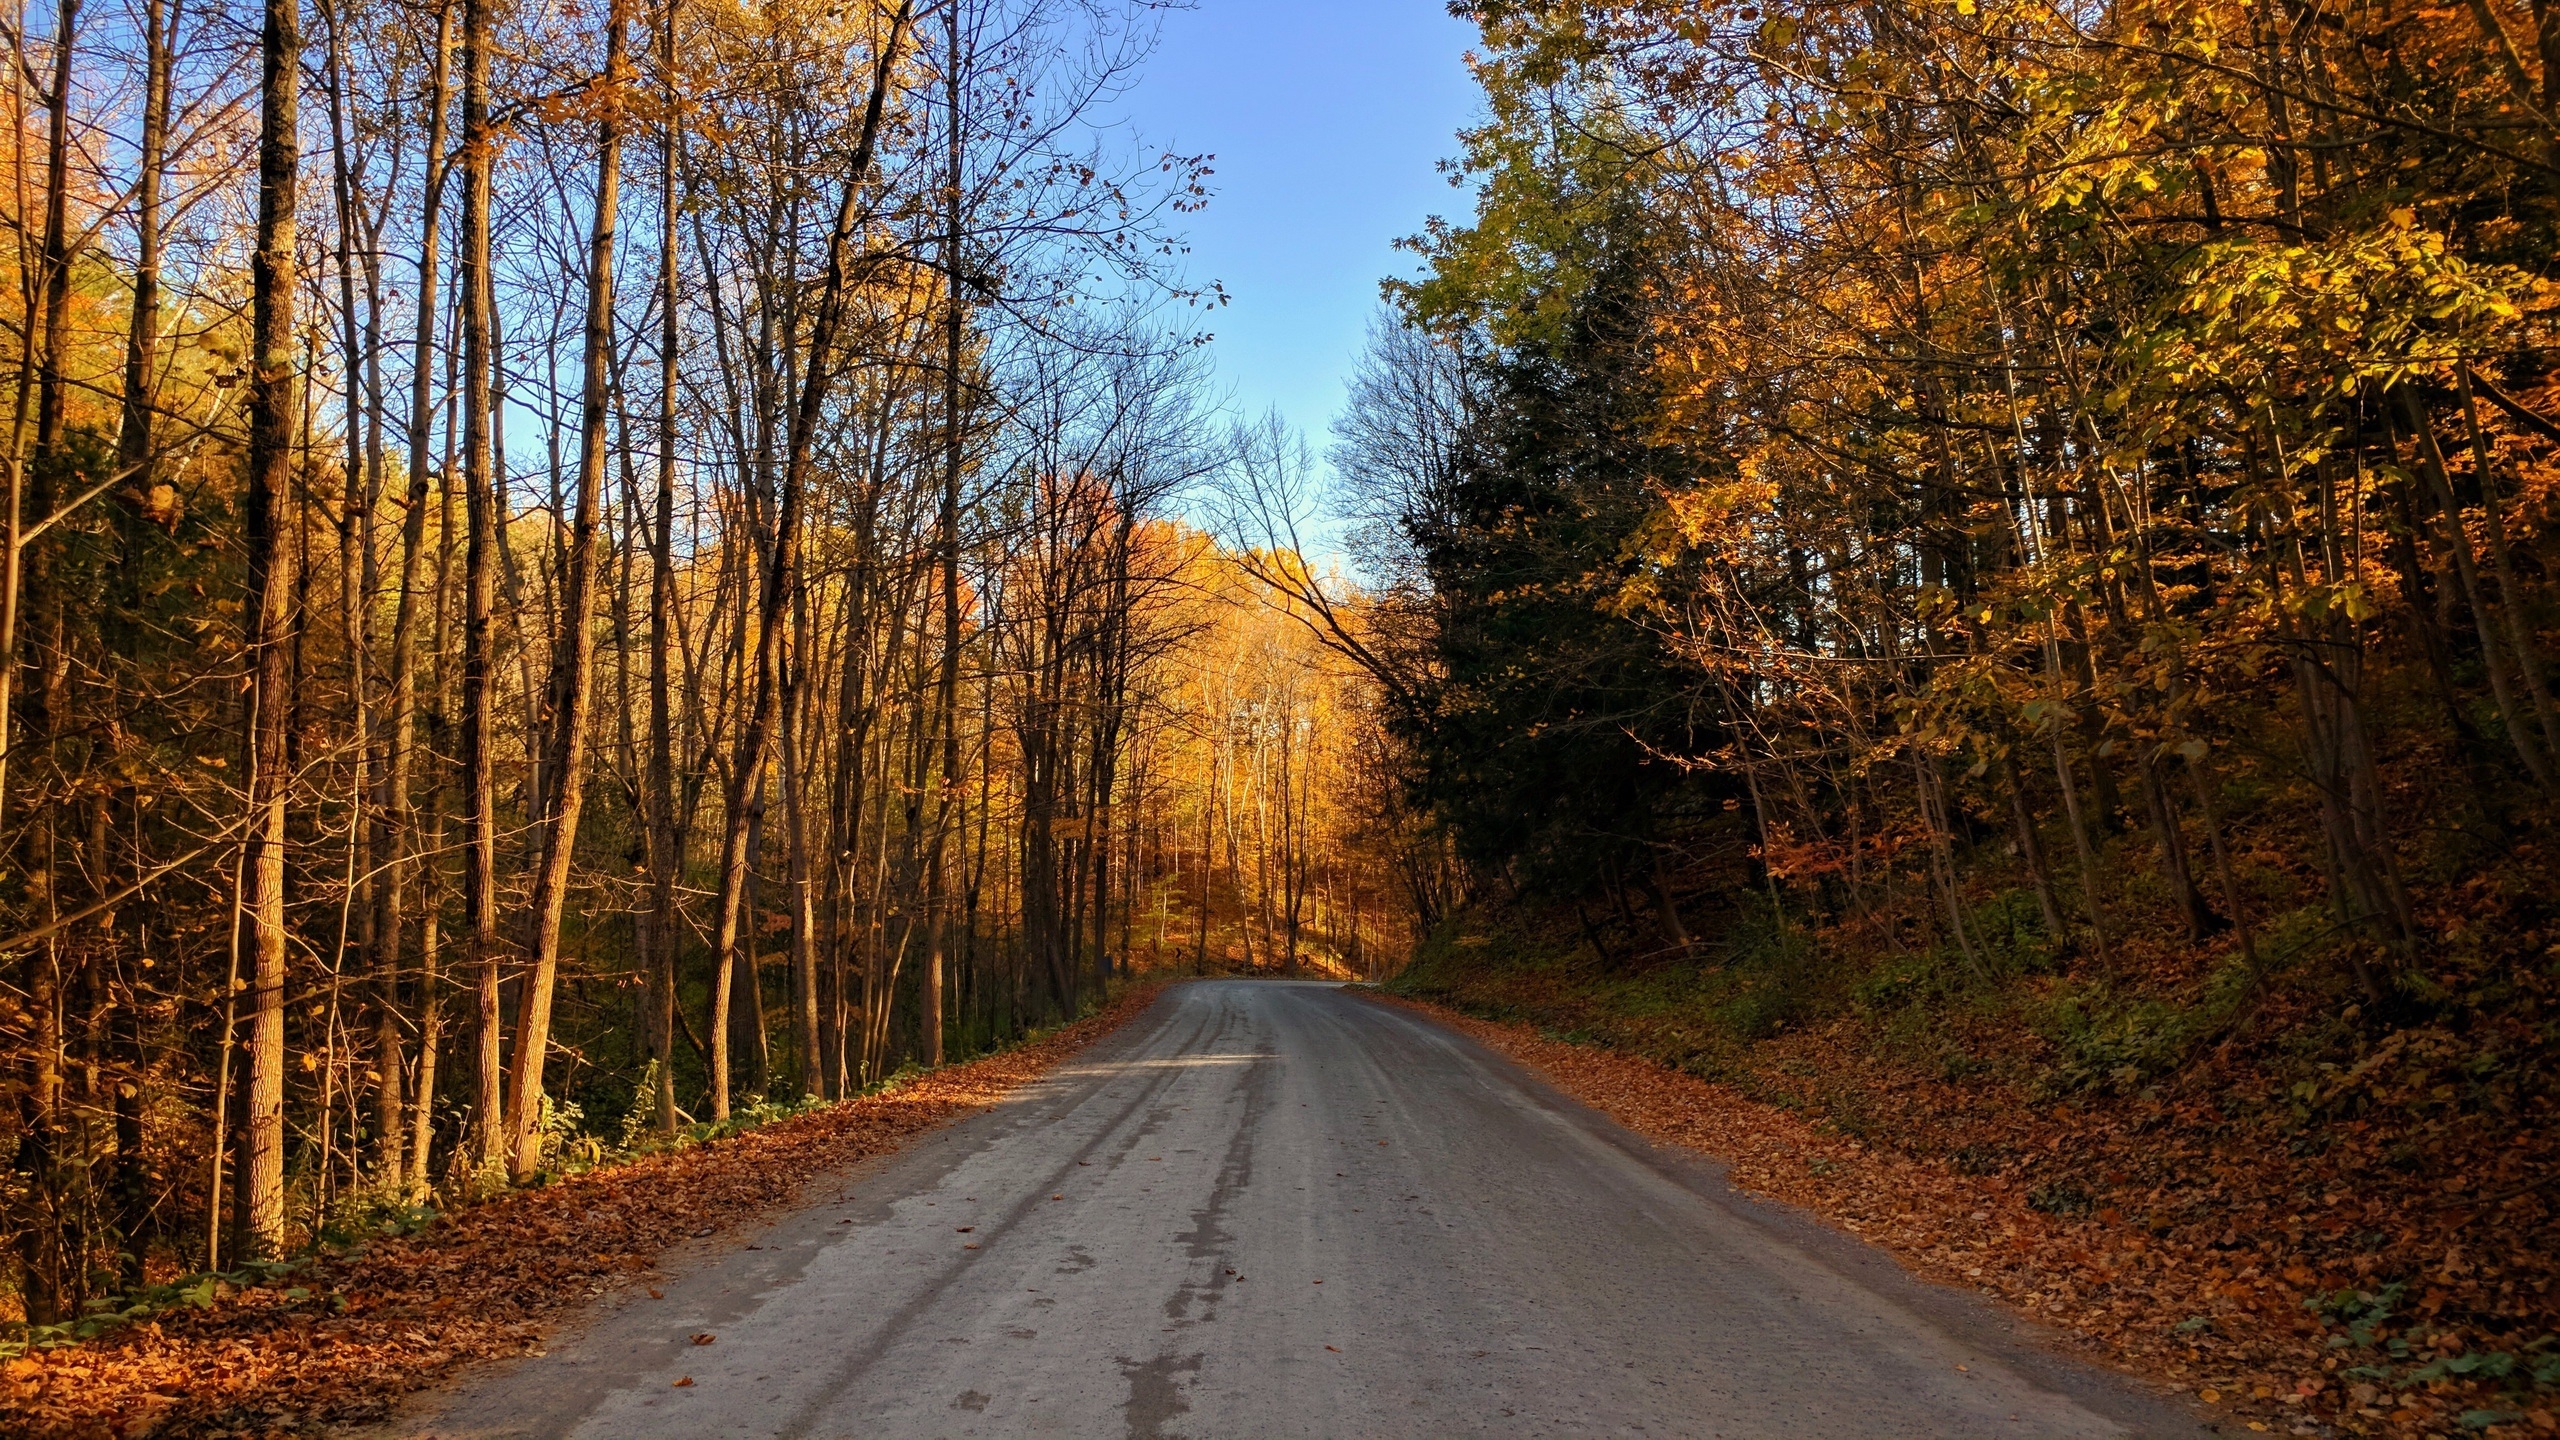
xmin=0 ymin=1004 xmax=1199 ymax=1440
xmin=1326 ymin=1345 xmax=1340 ymax=1353
xmin=673 ymin=1377 xmax=694 ymax=1388
xmin=691 ymin=1333 xmax=716 ymax=1346
xmin=1358 ymin=980 xmax=2560 ymax=1440
xmin=139 ymin=482 xmax=181 ymax=528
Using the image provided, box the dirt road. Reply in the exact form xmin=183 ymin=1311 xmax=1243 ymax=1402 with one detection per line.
xmin=392 ymin=980 xmax=2208 ymax=1438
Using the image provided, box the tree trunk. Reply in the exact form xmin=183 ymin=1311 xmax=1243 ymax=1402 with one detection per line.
xmin=409 ymin=343 xmax=463 ymax=1190
xmin=2397 ymin=387 xmax=2555 ymax=792
xmin=372 ymin=0 xmax=454 ymax=1194
xmin=320 ymin=0 xmax=386 ymax=1191
xmin=645 ymin=0 xmax=683 ymax=1135
xmin=503 ymin=0 xmax=624 ymax=1178
xmin=2136 ymin=748 xmax=2222 ymax=940
xmin=923 ymin=0 xmax=967 ymax=1067
xmin=235 ymin=0 xmax=301 ymax=1259
xmin=781 ymin=582 xmax=822 ymax=1097
xmin=459 ymin=0 xmax=504 ymax=1176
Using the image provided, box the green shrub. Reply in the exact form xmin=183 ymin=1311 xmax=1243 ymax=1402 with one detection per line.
xmin=2036 ymin=954 xmax=2258 ymax=1093
xmin=1969 ymin=887 xmax=2065 ymax=978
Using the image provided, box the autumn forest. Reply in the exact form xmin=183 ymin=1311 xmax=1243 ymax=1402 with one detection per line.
xmin=5 ymin=0 xmax=2560 ymax=1431
xmin=0 ymin=0 xmax=1436 ymax=1324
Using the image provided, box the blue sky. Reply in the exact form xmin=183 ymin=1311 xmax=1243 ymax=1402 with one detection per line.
xmin=1116 ymin=0 xmax=1483 ymax=445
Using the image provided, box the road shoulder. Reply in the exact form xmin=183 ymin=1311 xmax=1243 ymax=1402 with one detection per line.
xmin=1357 ymin=988 xmax=2228 ymax=1439
xmin=15 ymin=983 xmax=1171 ymax=1440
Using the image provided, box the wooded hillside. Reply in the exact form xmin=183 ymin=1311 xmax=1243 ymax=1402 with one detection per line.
xmin=1349 ymin=0 xmax=2560 ymax=1431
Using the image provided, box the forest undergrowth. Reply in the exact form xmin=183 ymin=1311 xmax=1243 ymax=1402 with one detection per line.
xmin=0 ymin=981 xmax=1169 ymax=1440
xmin=1385 ymin=855 xmax=2557 ymax=1440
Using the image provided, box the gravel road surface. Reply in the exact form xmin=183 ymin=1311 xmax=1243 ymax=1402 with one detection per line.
xmin=390 ymin=979 xmax=2209 ymax=1439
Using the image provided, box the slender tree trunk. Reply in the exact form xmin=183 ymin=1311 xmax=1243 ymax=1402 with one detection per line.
xmin=113 ymin=0 xmax=173 ymax=560
xmin=2454 ymin=370 xmax=2560 ymax=760
xmin=1647 ymin=856 xmax=1690 ymax=954
xmin=2397 ymin=387 xmax=2555 ymax=791
xmin=458 ymin=0 xmax=504 ymax=1175
xmin=373 ymin=0 xmax=454 ymax=1193
xmin=1912 ymin=753 xmax=1984 ymax=974
xmin=782 ymin=584 xmax=821 ymax=1097
xmin=320 ymin=0 xmax=388 ymax=1190
xmin=2184 ymin=755 xmax=2259 ymax=969
xmin=7 ymin=0 xmax=81 ymax=1305
xmin=923 ymin=0 xmax=966 ymax=1066
xmin=409 ymin=346 xmax=463 ymax=1189
xmin=2060 ymin=606 xmax=2126 ymax=830
xmin=2136 ymin=749 xmax=2221 ymax=939
xmin=741 ymin=783 xmax=772 ymax=1097
xmin=646 ymin=0 xmax=683 ymax=1134
xmin=235 ymin=0 xmax=302 ymax=1259
xmin=1196 ymin=777 xmax=1211 ymax=974
xmin=24 ymin=0 xmax=76 ymax=803
xmin=503 ymin=0 xmax=625 ymax=1178
xmin=1993 ymin=747 xmax=2067 ymax=942
xmin=104 ymin=0 xmax=178 ymax=1273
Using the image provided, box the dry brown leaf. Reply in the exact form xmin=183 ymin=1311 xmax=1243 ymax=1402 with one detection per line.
xmin=7 ymin=983 xmax=1169 ymax=1439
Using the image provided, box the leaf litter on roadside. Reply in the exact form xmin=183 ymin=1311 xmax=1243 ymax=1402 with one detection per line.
xmin=1366 ymin=992 xmax=2558 ymax=1440
xmin=4 ymin=983 xmax=1166 ymax=1440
